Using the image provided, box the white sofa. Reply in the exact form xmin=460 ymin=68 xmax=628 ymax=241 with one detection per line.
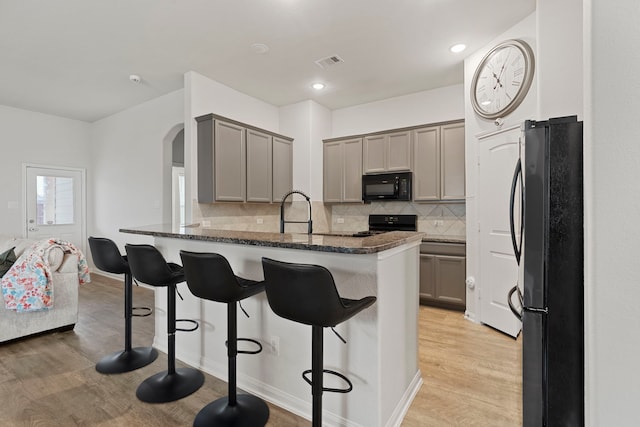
xmin=0 ymin=236 xmax=80 ymax=343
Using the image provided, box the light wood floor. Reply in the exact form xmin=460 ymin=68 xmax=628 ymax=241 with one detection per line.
xmin=0 ymin=274 xmax=521 ymax=426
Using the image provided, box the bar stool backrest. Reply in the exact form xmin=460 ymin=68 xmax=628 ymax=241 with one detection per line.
xmin=125 ymin=244 xmax=178 ymax=287
xmin=261 ymin=257 xmax=348 ymax=328
xmin=180 ymin=251 xmax=246 ymax=303
xmin=88 ymin=237 xmax=129 ymax=275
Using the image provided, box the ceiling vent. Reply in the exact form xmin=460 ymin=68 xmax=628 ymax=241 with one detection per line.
xmin=315 ymin=55 xmax=344 ymax=69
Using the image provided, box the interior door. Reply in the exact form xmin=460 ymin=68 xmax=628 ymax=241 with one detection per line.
xmin=25 ymin=165 xmax=85 ymax=252
xmin=477 ymin=125 xmax=522 ymax=337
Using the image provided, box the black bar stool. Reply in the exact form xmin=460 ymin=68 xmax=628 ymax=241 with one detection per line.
xmin=180 ymin=250 xmax=270 ymax=427
xmin=88 ymin=237 xmax=158 ymax=374
xmin=125 ymin=244 xmax=204 ymax=403
xmin=261 ymin=257 xmax=376 ymax=427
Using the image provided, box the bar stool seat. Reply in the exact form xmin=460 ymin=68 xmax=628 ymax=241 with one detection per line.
xmin=125 ymin=244 xmax=204 ymax=403
xmin=88 ymin=237 xmax=158 ymax=374
xmin=181 ymin=250 xmax=269 ymax=427
xmin=261 ymin=257 xmax=376 ymax=427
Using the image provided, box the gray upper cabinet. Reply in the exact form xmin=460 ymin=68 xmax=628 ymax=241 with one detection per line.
xmin=323 ymin=137 xmax=362 ymax=203
xmin=215 ymin=120 xmax=246 ymax=202
xmin=196 ymin=114 xmax=293 ymax=204
xmin=413 ymin=126 xmax=440 ymax=201
xmin=413 ymin=121 xmax=465 ymax=202
xmin=363 ymin=130 xmax=412 ymax=174
xmin=272 ymin=137 xmax=293 ymax=202
xmin=246 ymin=129 xmax=272 ymax=203
xmin=440 ymin=122 xmax=465 ymax=200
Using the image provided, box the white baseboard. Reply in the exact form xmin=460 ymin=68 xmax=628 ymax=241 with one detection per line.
xmin=385 ymin=370 xmax=423 ymax=427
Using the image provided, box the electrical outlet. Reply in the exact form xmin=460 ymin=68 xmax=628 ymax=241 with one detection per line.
xmin=202 ymin=220 xmax=211 ymax=227
xmin=256 ymin=218 xmax=264 ymax=224
xmin=270 ymin=336 xmax=280 ymax=355
xmin=434 ymin=220 xmax=443 ymax=227
xmin=336 ymin=217 xmax=345 ymax=224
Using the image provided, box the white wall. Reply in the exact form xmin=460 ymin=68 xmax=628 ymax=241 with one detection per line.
xmin=0 ymin=105 xmax=91 ymax=237
xmin=279 ymin=100 xmax=332 ymax=200
xmin=89 ymin=89 xmax=184 ymax=249
xmin=587 ymin=0 xmax=640 ymax=424
xmin=537 ymin=0 xmax=584 ymax=120
xmin=331 ymin=84 xmax=464 ymax=137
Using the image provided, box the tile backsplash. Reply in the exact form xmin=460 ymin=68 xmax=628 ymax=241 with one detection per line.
xmin=330 ymin=201 xmax=466 ymax=238
xmin=193 ymin=200 xmax=465 ymax=238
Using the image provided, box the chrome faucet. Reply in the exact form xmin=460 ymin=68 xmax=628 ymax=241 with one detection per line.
xmin=280 ymin=190 xmax=312 ymax=234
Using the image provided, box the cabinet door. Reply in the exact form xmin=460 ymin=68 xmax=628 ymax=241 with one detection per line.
xmin=441 ymin=123 xmax=465 ymax=200
xmin=323 ymin=141 xmax=343 ymax=203
xmin=419 ymin=253 xmax=436 ymax=299
xmin=246 ymin=129 xmax=272 ymax=203
xmin=342 ymin=138 xmax=363 ymax=202
xmin=214 ymin=120 xmax=246 ymax=201
xmin=272 ymin=137 xmax=293 ymax=203
xmin=196 ymin=116 xmax=214 ymax=203
xmin=386 ymin=130 xmax=412 ymax=171
xmin=413 ymin=126 xmax=441 ymax=201
xmin=363 ymin=134 xmax=387 ymax=174
xmin=435 ymin=255 xmax=466 ymax=306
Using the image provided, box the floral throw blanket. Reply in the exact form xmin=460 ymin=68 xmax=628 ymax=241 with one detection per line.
xmin=1 ymin=239 xmax=90 ymax=312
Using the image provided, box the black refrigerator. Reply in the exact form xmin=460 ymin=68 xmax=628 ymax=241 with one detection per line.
xmin=508 ymin=116 xmax=584 ymax=426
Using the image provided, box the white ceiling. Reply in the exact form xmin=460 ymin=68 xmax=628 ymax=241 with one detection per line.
xmin=0 ymin=0 xmax=536 ymax=123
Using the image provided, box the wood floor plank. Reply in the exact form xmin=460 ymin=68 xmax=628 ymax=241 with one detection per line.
xmin=0 ymin=273 xmax=521 ymax=426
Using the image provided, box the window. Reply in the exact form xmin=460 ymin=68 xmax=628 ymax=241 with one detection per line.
xmin=36 ymin=175 xmax=74 ymax=225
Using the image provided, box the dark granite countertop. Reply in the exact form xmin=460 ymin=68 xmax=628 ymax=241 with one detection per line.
xmin=120 ymin=224 xmax=425 ymax=255
xmin=421 ymin=236 xmax=466 ymax=244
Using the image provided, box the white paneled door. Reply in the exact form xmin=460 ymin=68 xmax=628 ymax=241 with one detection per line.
xmin=24 ymin=165 xmax=85 ymax=253
xmin=477 ymin=125 xmax=522 ymax=338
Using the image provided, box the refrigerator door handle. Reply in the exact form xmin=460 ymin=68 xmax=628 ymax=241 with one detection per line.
xmin=509 ymin=158 xmax=523 ymax=264
xmin=508 ymin=285 xmax=523 ymax=320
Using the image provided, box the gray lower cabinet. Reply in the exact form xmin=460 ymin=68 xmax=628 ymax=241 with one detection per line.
xmin=196 ymin=114 xmax=293 ymax=203
xmin=420 ymin=242 xmax=466 ymax=310
xmin=323 ymin=137 xmax=362 ymax=203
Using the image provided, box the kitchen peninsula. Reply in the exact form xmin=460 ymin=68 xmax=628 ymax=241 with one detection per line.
xmin=120 ymin=224 xmax=424 ymax=427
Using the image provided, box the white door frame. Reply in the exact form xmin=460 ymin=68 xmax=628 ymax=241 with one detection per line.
xmin=22 ymin=163 xmax=87 ymax=253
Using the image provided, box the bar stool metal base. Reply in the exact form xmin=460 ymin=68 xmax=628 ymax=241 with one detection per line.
xmin=95 ymin=346 xmax=158 ymax=374
xmin=194 ymin=394 xmax=269 ymax=427
xmin=136 ymin=368 xmax=205 ymax=403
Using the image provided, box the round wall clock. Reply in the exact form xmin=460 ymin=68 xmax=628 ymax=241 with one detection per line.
xmin=471 ymin=39 xmax=535 ymax=120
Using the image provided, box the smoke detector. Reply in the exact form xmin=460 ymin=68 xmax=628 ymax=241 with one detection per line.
xmin=129 ymin=74 xmax=141 ymax=83
xmin=314 ymin=55 xmax=344 ymax=69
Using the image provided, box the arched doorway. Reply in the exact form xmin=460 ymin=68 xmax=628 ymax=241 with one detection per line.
xmin=162 ymin=124 xmax=185 ymax=227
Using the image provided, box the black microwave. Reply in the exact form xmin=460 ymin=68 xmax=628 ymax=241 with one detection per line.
xmin=362 ymin=172 xmax=412 ymax=201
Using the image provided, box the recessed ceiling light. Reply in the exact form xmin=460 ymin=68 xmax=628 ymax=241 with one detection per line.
xmin=450 ymin=44 xmax=466 ymax=53
xmin=312 ymin=83 xmax=325 ymax=90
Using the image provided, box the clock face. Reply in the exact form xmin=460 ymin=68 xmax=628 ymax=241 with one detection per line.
xmin=471 ymin=39 xmax=535 ymax=120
